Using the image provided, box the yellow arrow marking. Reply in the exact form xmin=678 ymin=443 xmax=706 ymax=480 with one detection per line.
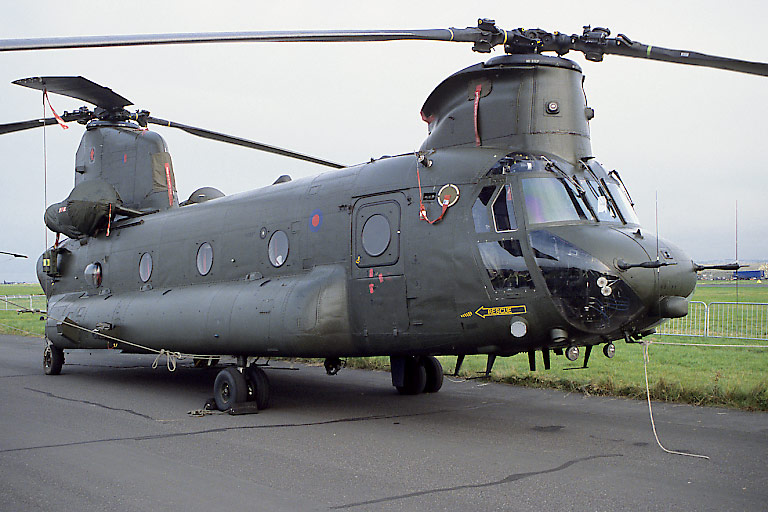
xmin=474 ymin=305 xmax=527 ymax=319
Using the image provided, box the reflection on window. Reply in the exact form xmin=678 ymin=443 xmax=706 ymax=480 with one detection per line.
xmin=522 ymin=177 xmax=582 ymax=224
xmin=605 ymin=181 xmax=640 ymax=225
xmin=196 ymin=242 xmax=213 ymax=276
xmin=579 ymin=179 xmax=618 ymax=222
xmin=84 ymin=262 xmax=102 ymax=287
xmin=472 ymin=186 xmax=496 ymax=233
xmin=139 ymin=252 xmax=152 ymax=282
xmin=528 ymin=230 xmax=640 ymax=333
xmin=477 ymin=240 xmax=534 ymax=291
xmin=492 ymin=185 xmax=517 ymax=232
xmin=268 ymin=231 xmax=289 ymax=267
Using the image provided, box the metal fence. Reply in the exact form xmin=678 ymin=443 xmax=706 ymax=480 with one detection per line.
xmin=657 ymin=301 xmax=768 ymax=341
xmin=0 ymin=295 xmax=47 ymax=311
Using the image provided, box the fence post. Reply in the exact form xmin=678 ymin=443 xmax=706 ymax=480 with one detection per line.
xmin=704 ymin=302 xmax=709 ymax=337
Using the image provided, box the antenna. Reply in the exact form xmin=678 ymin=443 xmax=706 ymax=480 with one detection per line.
xmin=734 ymin=199 xmax=739 ymax=303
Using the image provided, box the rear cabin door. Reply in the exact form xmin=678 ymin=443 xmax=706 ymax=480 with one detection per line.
xmin=351 ymin=193 xmax=409 ymax=338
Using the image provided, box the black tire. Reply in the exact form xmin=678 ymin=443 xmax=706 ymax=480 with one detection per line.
xmin=213 ymin=367 xmax=248 ymax=411
xmin=421 ymin=356 xmax=443 ymax=393
xmin=43 ymin=343 xmax=64 ymax=375
xmin=244 ymin=365 xmax=270 ymax=410
xmin=396 ymin=356 xmax=426 ymax=395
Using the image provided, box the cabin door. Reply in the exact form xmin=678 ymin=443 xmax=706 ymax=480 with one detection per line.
xmin=350 ymin=193 xmax=409 ymax=338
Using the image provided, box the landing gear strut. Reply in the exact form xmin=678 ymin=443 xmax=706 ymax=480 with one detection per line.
xmin=390 ymin=355 xmax=443 ymax=395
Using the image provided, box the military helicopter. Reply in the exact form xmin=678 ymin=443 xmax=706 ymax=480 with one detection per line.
xmin=0 ymin=20 xmax=756 ymax=411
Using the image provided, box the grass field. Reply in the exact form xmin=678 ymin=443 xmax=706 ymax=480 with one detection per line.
xmin=2 ymin=282 xmax=767 ymax=410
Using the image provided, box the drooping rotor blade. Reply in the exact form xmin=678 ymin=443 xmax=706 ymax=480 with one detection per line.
xmin=145 ymin=117 xmax=345 ymax=169
xmin=523 ymin=27 xmax=768 ymax=77
xmin=0 ymin=251 xmax=28 ymax=258
xmin=13 ymin=76 xmax=133 ymax=110
xmin=0 ymin=110 xmax=92 ymax=135
xmin=595 ymin=38 xmax=768 ymax=77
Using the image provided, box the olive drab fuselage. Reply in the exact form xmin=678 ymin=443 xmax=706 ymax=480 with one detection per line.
xmin=37 ymin=55 xmax=697 ymax=360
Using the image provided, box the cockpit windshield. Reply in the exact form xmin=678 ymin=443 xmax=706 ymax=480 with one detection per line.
xmin=522 ymin=177 xmax=584 ymax=224
xmin=605 ymin=180 xmax=640 ymax=225
xmin=578 ymin=178 xmax=619 ymax=222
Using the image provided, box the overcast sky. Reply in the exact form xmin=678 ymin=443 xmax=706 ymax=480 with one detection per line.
xmin=1 ymin=0 xmax=766 ymax=282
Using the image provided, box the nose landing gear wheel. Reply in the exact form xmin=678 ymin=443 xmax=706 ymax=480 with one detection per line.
xmin=43 ymin=343 xmax=64 ymax=375
xmin=213 ymin=367 xmax=248 ymax=411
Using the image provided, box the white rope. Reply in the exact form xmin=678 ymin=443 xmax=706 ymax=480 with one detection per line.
xmin=152 ymin=349 xmax=184 ymax=372
xmin=642 ymin=341 xmax=709 ymax=460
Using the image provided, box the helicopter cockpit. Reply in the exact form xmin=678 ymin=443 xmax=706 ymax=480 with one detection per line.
xmin=472 ymin=153 xmax=667 ymax=338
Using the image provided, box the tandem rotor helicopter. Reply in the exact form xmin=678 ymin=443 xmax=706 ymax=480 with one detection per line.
xmin=0 ymin=20 xmax=759 ymax=411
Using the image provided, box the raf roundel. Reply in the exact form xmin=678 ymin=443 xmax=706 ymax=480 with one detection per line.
xmin=309 ymin=209 xmax=323 ymax=232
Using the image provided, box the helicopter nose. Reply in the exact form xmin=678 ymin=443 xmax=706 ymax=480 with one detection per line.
xmin=614 ymin=233 xmax=697 ymax=319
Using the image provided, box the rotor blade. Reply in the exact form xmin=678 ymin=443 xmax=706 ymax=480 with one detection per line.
xmin=0 ymin=27 xmax=495 ymax=52
xmin=146 ymin=117 xmax=345 ymax=169
xmin=13 ymin=77 xmax=132 ymax=110
xmin=0 ymin=117 xmax=60 ymax=135
xmin=0 ymin=110 xmax=91 ymax=135
xmin=0 ymin=251 xmax=27 ymax=258
xmin=601 ymin=39 xmax=768 ymax=77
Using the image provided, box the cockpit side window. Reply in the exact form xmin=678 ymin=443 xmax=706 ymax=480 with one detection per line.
xmin=472 ymin=186 xmax=496 ymax=233
xmin=492 ymin=185 xmax=517 ymax=232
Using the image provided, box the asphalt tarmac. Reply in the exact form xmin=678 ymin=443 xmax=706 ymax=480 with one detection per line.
xmin=1 ymin=333 xmax=767 ymax=511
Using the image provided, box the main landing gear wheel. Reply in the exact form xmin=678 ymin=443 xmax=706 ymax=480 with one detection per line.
xmin=421 ymin=356 xmax=444 ymax=393
xmin=244 ymin=365 xmax=270 ymax=410
xmin=213 ymin=367 xmax=248 ymax=411
xmin=395 ymin=356 xmax=427 ymax=395
xmin=43 ymin=343 xmax=64 ymax=375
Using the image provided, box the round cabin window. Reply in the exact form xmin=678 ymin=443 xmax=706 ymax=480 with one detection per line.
xmin=196 ymin=242 xmax=213 ymax=276
xmin=361 ymin=214 xmax=391 ymax=257
xmin=84 ymin=262 xmax=102 ymax=287
xmin=139 ymin=252 xmax=153 ymax=282
xmin=268 ymin=231 xmax=289 ymax=267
